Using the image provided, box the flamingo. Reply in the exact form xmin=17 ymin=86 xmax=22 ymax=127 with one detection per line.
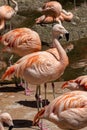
xmin=0 ymin=28 xmax=41 ymax=56
xmin=1 ymin=23 xmax=69 ymax=110
xmin=35 ymin=1 xmax=73 ymax=24
xmin=0 ymin=0 xmax=18 ymax=30
xmin=0 ymin=27 xmax=42 ymax=95
xmin=33 ymin=90 xmax=87 ymax=130
xmin=62 ymin=75 xmax=87 ymax=91
xmin=0 ymin=112 xmax=14 ymax=130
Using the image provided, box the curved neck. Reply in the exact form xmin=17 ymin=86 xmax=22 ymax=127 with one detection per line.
xmin=0 ymin=122 xmax=4 ymax=130
xmin=61 ymin=9 xmax=73 ymax=22
xmin=61 ymin=12 xmax=73 ymax=22
xmin=10 ymin=0 xmax=18 ymax=12
xmin=0 ymin=19 xmax=5 ymax=30
xmin=52 ymin=36 xmax=68 ymax=65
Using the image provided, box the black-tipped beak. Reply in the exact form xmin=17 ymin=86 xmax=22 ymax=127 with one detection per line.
xmin=58 ymin=35 xmax=63 ymax=40
xmin=8 ymin=125 xmax=14 ymax=130
xmin=65 ymin=33 xmax=69 ymax=41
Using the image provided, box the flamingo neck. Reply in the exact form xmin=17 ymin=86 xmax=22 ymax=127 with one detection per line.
xmin=61 ymin=10 xmax=73 ymax=21
xmin=43 ymin=112 xmax=59 ymax=126
xmin=0 ymin=122 xmax=4 ymax=130
xmin=0 ymin=19 xmax=5 ymax=30
xmin=10 ymin=0 xmax=18 ymax=12
xmin=52 ymin=37 xmax=68 ymax=65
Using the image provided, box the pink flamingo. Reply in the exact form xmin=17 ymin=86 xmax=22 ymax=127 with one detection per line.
xmin=62 ymin=75 xmax=87 ymax=91
xmin=0 ymin=28 xmax=41 ymax=56
xmin=33 ymin=90 xmax=87 ymax=130
xmin=0 ymin=112 xmax=14 ymax=130
xmin=1 ymin=23 xmax=69 ymax=110
xmin=0 ymin=0 xmax=18 ymax=30
xmin=35 ymin=1 xmax=73 ymax=24
xmin=0 ymin=27 xmax=42 ymax=95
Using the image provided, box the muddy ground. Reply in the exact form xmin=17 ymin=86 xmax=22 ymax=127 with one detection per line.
xmin=0 ymin=82 xmax=87 ymax=130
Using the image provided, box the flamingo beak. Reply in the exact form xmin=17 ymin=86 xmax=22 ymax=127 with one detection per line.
xmin=33 ymin=116 xmax=40 ymax=126
xmin=8 ymin=125 xmax=14 ymax=130
xmin=33 ymin=108 xmax=45 ymax=126
xmin=62 ymin=80 xmax=75 ymax=89
xmin=62 ymin=82 xmax=68 ymax=89
xmin=58 ymin=34 xmax=63 ymax=40
xmin=65 ymin=33 xmax=69 ymax=41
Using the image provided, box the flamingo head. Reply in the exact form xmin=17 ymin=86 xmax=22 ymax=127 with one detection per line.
xmin=52 ymin=24 xmax=69 ymax=41
xmin=33 ymin=108 xmax=45 ymax=126
xmin=0 ymin=113 xmax=14 ymax=130
xmin=62 ymin=80 xmax=80 ymax=90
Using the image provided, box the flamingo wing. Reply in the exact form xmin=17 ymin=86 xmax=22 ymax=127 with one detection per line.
xmin=59 ymin=107 xmax=87 ymax=129
xmin=1 ymin=28 xmax=41 ymax=56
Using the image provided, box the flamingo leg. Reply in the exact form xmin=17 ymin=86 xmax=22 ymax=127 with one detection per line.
xmin=52 ymin=82 xmax=55 ymax=99
xmin=44 ymin=83 xmax=47 ymax=106
xmin=39 ymin=85 xmax=43 ymax=109
xmin=36 ymin=85 xmax=48 ymax=130
xmin=23 ymin=81 xmax=33 ymax=96
xmin=74 ymin=0 xmax=77 ymax=10
xmin=35 ymin=85 xmax=43 ymax=111
xmin=35 ymin=85 xmax=40 ymax=112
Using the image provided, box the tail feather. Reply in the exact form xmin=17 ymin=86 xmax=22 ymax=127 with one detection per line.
xmin=1 ymin=66 xmax=15 ymax=81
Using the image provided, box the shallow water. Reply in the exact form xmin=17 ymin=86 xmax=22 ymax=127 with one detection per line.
xmin=62 ymin=38 xmax=87 ymax=81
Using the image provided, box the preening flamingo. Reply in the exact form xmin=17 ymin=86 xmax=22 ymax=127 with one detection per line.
xmin=1 ymin=23 xmax=69 ymax=110
xmin=35 ymin=1 xmax=73 ymax=24
xmin=0 ymin=0 xmax=18 ymax=30
xmin=33 ymin=90 xmax=87 ymax=130
xmin=62 ymin=75 xmax=87 ymax=91
xmin=0 ymin=112 xmax=14 ymax=130
xmin=0 ymin=27 xmax=41 ymax=56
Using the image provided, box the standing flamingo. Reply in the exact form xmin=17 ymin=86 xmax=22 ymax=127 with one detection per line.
xmin=0 ymin=112 xmax=14 ymax=130
xmin=0 ymin=0 xmax=18 ymax=30
xmin=0 ymin=27 xmax=42 ymax=95
xmin=33 ymin=90 xmax=87 ymax=130
xmin=1 ymin=23 xmax=69 ymax=110
xmin=35 ymin=1 xmax=73 ymax=24
xmin=62 ymin=75 xmax=87 ymax=91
